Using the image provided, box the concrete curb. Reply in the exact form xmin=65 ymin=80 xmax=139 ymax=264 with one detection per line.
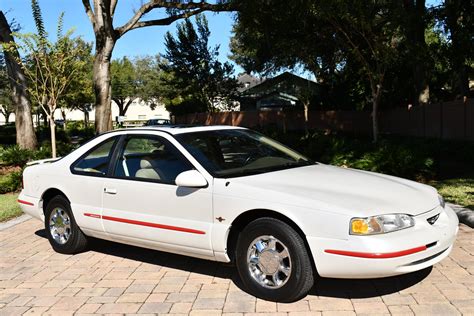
xmin=0 ymin=214 xmax=32 ymax=231
xmin=447 ymin=203 xmax=474 ymax=228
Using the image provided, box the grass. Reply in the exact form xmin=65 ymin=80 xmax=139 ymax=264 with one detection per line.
xmin=0 ymin=193 xmax=23 ymax=222
xmin=431 ymin=178 xmax=474 ymax=210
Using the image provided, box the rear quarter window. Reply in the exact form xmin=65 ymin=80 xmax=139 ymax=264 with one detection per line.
xmin=71 ymin=137 xmax=117 ymax=176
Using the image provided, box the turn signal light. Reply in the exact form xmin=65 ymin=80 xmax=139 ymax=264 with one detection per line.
xmin=351 ymin=219 xmax=369 ymax=234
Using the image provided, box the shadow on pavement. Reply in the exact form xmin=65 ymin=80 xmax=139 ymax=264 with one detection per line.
xmin=35 ymin=229 xmax=432 ymax=299
xmin=310 ymin=267 xmax=432 ymax=298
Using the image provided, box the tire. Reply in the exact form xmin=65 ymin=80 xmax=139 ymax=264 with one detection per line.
xmin=44 ymin=195 xmax=88 ymax=254
xmin=235 ymin=217 xmax=314 ymax=302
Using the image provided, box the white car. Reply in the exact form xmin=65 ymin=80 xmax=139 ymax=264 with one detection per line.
xmin=19 ymin=126 xmax=459 ymax=302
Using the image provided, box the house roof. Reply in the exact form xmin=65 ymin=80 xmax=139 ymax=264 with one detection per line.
xmin=237 ymin=73 xmax=265 ymax=92
xmin=239 ymin=72 xmax=319 ymax=101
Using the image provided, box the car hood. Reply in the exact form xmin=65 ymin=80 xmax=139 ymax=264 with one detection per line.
xmin=224 ymin=164 xmax=439 ymax=216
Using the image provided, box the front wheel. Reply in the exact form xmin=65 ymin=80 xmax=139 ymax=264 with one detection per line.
xmin=44 ymin=195 xmax=88 ymax=254
xmin=235 ymin=217 xmax=314 ymax=302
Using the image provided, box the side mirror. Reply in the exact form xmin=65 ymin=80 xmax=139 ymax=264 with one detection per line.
xmin=175 ymin=170 xmax=208 ymax=188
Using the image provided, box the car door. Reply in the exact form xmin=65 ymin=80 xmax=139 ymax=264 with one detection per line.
xmin=101 ymin=133 xmax=214 ymax=258
xmin=69 ymin=135 xmax=119 ymax=234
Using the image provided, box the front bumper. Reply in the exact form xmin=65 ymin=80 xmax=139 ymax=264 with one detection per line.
xmin=308 ymin=205 xmax=459 ymax=278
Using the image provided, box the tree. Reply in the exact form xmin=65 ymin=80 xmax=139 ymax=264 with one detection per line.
xmin=60 ymin=38 xmax=94 ymax=126
xmin=111 ymin=57 xmax=137 ymax=117
xmin=111 ymin=55 xmax=165 ymax=117
xmin=439 ymin=0 xmax=473 ymax=101
xmin=0 ymin=55 xmax=15 ymax=123
xmin=322 ymin=1 xmax=401 ymax=143
xmin=161 ymin=14 xmax=238 ymax=114
xmin=231 ymin=0 xmax=402 ymax=142
xmin=80 ymin=0 xmax=235 ymax=134
xmin=134 ymin=55 xmax=166 ymax=108
xmin=401 ymin=0 xmax=431 ymax=105
xmin=7 ymin=1 xmax=89 ymax=157
xmin=0 ymin=11 xmax=38 ymax=149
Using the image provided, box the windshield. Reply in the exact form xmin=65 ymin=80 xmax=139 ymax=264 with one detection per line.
xmin=175 ymin=129 xmax=314 ymax=178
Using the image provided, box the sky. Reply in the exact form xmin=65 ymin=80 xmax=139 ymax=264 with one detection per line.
xmin=2 ymin=0 xmax=442 ymax=78
xmin=1 ymin=0 xmax=242 ymax=71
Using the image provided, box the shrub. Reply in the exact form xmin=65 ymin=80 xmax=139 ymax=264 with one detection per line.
xmin=0 ymin=145 xmax=33 ymax=167
xmin=271 ymin=131 xmax=439 ymax=181
xmin=0 ymin=170 xmax=22 ymax=194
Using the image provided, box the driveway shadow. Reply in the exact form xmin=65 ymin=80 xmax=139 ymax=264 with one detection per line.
xmin=35 ymin=229 xmax=432 ymax=299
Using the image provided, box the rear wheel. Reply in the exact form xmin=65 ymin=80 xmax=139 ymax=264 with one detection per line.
xmin=235 ymin=217 xmax=314 ymax=302
xmin=44 ymin=195 xmax=88 ymax=254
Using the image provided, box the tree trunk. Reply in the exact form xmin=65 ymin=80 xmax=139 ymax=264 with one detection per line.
xmin=83 ymin=109 xmax=89 ymax=126
xmin=61 ymin=109 xmax=67 ymax=131
xmin=0 ymin=11 xmax=38 ymax=149
xmin=370 ymin=81 xmax=383 ymax=143
xmin=4 ymin=112 xmax=10 ymax=123
xmin=49 ymin=117 xmax=57 ymax=158
xmin=445 ymin=0 xmax=470 ymax=100
xmin=404 ymin=0 xmax=430 ymax=105
xmin=93 ymin=37 xmax=115 ymax=134
xmin=303 ymin=101 xmax=309 ymax=136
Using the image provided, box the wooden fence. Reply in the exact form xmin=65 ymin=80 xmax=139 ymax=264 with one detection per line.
xmin=175 ymin=99 xmax=474 ymax=141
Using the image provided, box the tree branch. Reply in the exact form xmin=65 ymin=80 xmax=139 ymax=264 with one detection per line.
xmin=117 ymin=1 xmax=233 ymax=37
xmin=124 ymin=8 xmax=206 ymax=34
xmin=110 ymin=0 xmax=118 ymax=17
xmin=81 ymin=0 xmax=96 ymax=26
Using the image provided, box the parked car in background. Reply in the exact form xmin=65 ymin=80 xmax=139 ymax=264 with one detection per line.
xmin=144 ymin=118 xmax=171 ymax=126
xmin=18 ymin=126 xmax=459 ymax=302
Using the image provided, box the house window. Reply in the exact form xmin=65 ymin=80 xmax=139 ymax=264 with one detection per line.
xmin=138 ymin=115 xmax=147 ymax=120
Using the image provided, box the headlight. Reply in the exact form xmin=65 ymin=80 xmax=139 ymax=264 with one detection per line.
xmin=350 ymin=214 xmax=415 ymax=235
xmin=438 ymin=194 xmax=445 ymax=208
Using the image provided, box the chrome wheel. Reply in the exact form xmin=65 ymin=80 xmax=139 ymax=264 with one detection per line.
xmin=247 ymin=235 xmax=291 ymax=289
xmin=49 ymin=207 xmax=71 ymax=245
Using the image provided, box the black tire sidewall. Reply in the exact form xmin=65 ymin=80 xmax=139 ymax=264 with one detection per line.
xmin=44 ymin=196 xmax=84 ymax=254
xmin=235 ymin=218 xmax=314 ymax=302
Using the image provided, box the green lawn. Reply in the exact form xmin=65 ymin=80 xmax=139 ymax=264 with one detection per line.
xmin=0 ymin=193 xmax=23 ymax=222
xmin=431 ymin=178 xmax=474 ymax=210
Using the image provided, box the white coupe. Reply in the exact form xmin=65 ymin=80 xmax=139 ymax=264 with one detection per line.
xmin=19 ymin=126 xmax=459 ymax=302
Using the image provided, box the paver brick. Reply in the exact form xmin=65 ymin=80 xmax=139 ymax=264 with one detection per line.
xmin=76 ymin=303 xmax=102 ymax=314
xmin=193 ymin=297 xmax=226 ymax=310
xmin=277 ymin=301 xmax=310 ymax=312
xmin=409 ymin=303 xmax=461 ymax=315
xmin=170 ymin=302 xmax=193 ymax=313
xmin=96 ymin=302 xmax=142 ymax=314
xmin=138 ymin=302 xmax=173 ymax=314
xmin=309 ymin=298 xmax=353 ymax=311
xmin=116 ymin=292 xmax=149 ymax=303
xmin=48 ymin=296 xmax=88 ymax=311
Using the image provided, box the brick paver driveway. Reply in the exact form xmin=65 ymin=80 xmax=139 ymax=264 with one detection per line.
xmin=1 ymin=219 xmax=473 ymax=315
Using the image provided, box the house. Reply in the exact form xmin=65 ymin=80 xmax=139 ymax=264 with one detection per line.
xmin=237 ymin=72 xmax=321 ymax=111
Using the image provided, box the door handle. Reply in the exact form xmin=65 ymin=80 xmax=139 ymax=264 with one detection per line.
xmin=104 ymin=188 xmax=117 ymax=195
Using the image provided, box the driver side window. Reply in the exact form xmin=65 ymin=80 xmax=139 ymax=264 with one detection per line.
xmin=113 ymin=135 xmax=192 ymax=184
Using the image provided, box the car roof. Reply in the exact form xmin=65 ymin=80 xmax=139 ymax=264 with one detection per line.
xmin=110 ymin=125 xmax=245 ymax=135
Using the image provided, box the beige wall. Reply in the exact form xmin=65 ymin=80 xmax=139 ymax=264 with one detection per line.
xmin=0 ymin=98 xmax=170 ymax=124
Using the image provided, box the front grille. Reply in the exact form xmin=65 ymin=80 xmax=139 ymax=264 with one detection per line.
xmin=427 ymin=213 xmax=440 ymax=225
